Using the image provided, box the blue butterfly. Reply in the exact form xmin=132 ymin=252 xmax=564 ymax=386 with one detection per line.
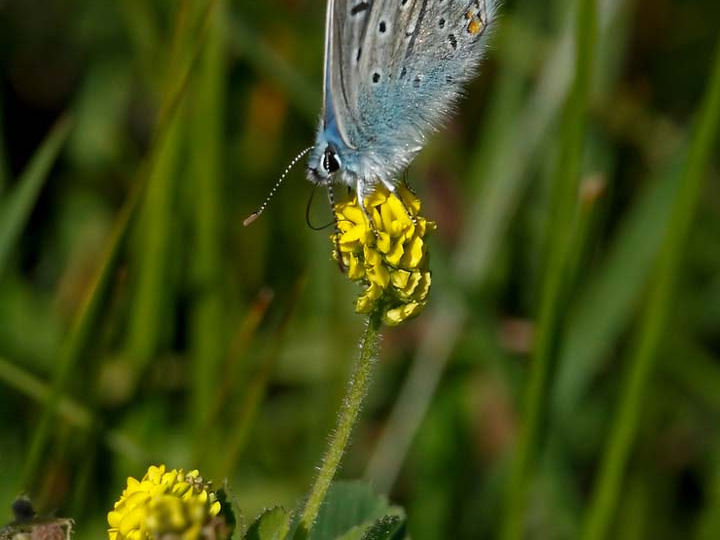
xmin=245 ymin=0 xmax=495 ymax=225
xmin=308 ymin=0 xmax=495 ymax=207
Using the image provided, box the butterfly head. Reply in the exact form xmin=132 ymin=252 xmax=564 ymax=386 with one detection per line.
xmin=308 ymin=143 xmax=343 ymax=185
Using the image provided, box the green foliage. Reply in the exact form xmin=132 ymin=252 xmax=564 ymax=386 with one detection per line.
xmin=356 ymin=516 xmax=405 ymax=540
xmin=0 ymin=0 xmax=718 ymax=538
xmin=241 ymin=482 xmax=405 ymax=540
xmin=0 ymin=117 xmax=72 ymax=277
xmin=216 ymin=488 xmax=239 ymax=539
xmin=502 ymin=1 xmax=597 ymax=537
xmin=307 ymin=482 xmax=405 ymax=540
xmin=580 ymin=38 xmax=720 ymax=540
xmin=245 ymin=507 xmax=292 ymax=540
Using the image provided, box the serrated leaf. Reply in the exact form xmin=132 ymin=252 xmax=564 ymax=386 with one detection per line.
xmin=309 ymin=482 xmax=404 ymax=540
xmin=245 ymin=507 xmax=292 ymax=540
xmin=334 ymin=515 xmax=406 ymax=540
xmin=360 ymin=516 xmax=406 ymax=540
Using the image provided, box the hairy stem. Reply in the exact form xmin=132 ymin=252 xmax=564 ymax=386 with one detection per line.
xmin=297 ymin=313 xmax=383 ymax=536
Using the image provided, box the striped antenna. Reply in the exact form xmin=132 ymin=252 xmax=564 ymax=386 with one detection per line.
xmin=243 ymin=146 xmax=314 ymax=226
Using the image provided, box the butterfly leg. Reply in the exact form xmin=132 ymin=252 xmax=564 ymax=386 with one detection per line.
xmin=401 ymin=171 xmax=418 ymax=196
xmin=379 ymin=177 xmax=418 ymax=226
xmin=327 ymin=184 xmax=346 ymax=274
xmin=355 ymin=180 xmax=379 ymax=237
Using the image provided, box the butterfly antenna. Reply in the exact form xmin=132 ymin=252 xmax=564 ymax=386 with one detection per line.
xmin=243 ymin=146 xmax=313 ymax=226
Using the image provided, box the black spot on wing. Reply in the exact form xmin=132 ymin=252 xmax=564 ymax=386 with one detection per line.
xmin=351 ymin=1 xmax=373 ymax=61
xmin=351 ymin=2 xmax=371 ymax=15
xmin=405 ymin=0 xmax=429 ymax=60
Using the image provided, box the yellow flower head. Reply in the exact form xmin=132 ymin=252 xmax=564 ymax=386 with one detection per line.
xmin=332 ymin=184 xmax=436 ymax=326
xmin=108 ymin=465 xmax=223 ymax=540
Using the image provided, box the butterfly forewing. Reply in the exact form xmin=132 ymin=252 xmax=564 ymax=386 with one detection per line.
xmin=323 ymin=0 xmax=495 ymax=186
xmin=323 ymin=0 xmax=367 ymax=148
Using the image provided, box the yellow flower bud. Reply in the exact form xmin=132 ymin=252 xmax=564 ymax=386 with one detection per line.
xmin=108 ymin=465 xmax=223 ymax=540
xmin=332 ymin=185 xmax=436 ymax=326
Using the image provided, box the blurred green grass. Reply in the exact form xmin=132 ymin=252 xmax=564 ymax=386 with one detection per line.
xmin=0 ymin=0 xmax=719 ymax=538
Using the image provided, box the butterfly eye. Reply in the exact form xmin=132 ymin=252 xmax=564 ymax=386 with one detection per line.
xmin=322 ymin=148 xmax=341 ymax=174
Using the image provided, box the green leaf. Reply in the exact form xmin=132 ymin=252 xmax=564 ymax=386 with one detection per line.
xmin=334 ymin=515 xmax=406 ymax=540
xmin=245 ymin=507 xmax=292 ymax=540
xmin=215 ymin=488 xmax=238 ymax=537
xmin=0 ymin=115 xmax=72 ymax=277
xmin=309 ymin=482 xmax=404 ymax=540
xmin=359 ymin=516 xmax=406 ymax=540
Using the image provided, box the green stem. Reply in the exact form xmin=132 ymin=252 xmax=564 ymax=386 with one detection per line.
xmin=297 ymin=313 xmax=383 ymax=537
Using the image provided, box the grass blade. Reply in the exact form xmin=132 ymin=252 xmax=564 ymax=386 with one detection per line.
xmin=0 ymin=116 xmax=72 ymax=277
xmin=552 ymin=155 xmax=682 ymax=425
xmin=125 ymin=0 xmax=198 ymax=370
xmin=188 ymin=1 xmax=228 ymax=436
xmin=19 ymin=0 xmax=221 ymax=493
xmin=501 ymin=1 xmax=597 ymax=538
xmin=229 ymin=16 xmax=318 ymax=123
xmin=125 ymin=113 xmax=183 ymax=366
xmin=580 ymin=38 xmax=720 ymax=540
xmin=215 ymin=278 xmax=304 ymax=480
xmin=0 ymin=93 xmax=8 ymax=195
xmin=0 ymin=356 xmax=147 ymax=462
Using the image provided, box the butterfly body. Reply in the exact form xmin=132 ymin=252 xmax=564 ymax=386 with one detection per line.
xmin=307 ymin=0 xmax=496 ymax=205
